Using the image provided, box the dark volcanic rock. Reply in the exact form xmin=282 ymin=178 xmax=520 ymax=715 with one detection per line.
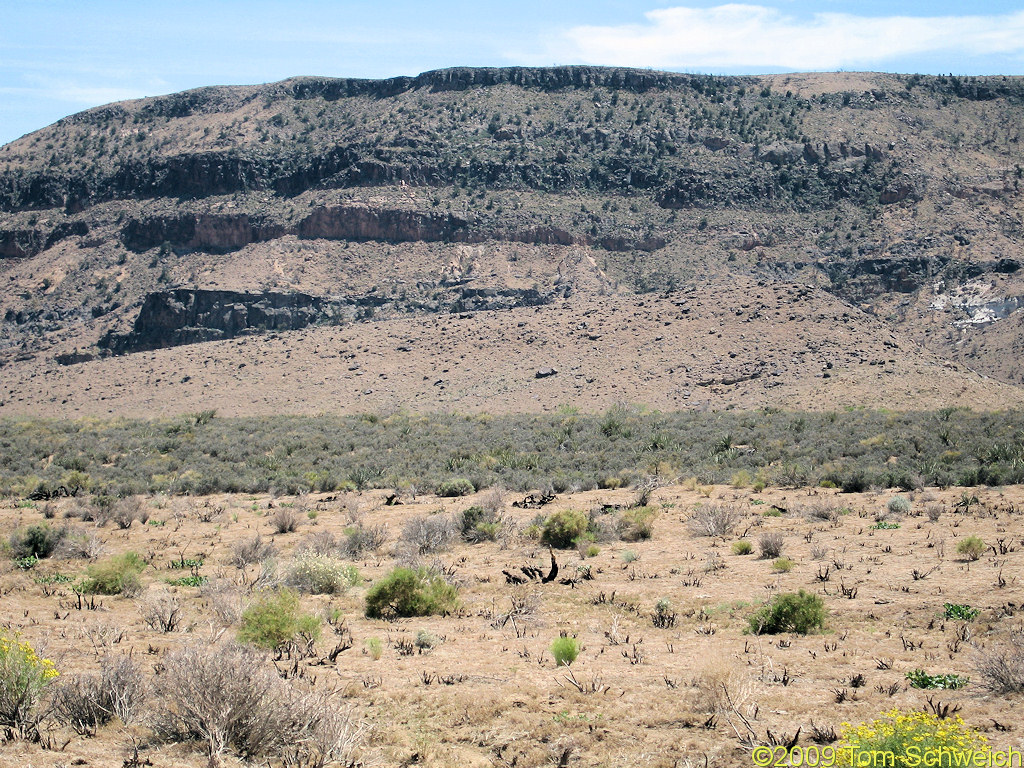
xmin=100 ymin=289 xmax=339 ymax=354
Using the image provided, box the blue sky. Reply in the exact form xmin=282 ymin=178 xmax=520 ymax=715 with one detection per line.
xmin=3 ymin=1 xmax=1024 ymax=146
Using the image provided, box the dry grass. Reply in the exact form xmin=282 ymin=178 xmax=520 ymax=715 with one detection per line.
xmin=0 ymin=482 xmax=1022 ymax=766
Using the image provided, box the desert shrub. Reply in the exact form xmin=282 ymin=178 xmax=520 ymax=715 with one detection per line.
xmin=140 ymin=590 xmax=183 ymax=632
xmin=231 ymin=535 xmax=276 ymax=568
xmin=748 ymin=590 xmax=826 ymax=635
xmin=436 ymin=478 xmax=474 ymax=497
xmin=342 ymin=523 xmax=388 ymax=557
xmin=460 ymin=506 xmax=501 ymax=543
xmin=9 ymin=524 xmax=66 ymax=560
xmin=0 ymin=632 xmax=59 ymax=739
xmin=550 ymin=635 xmax=581 ymax=666
xmin=975 ymin=634 xmax=1024 ymax=693
xmin=621 ymin=549 xmax=638 ymax=563
xmin=237 ymin=589 xmax=320 ymax=652
xmin=618 ymin=506 xmax=657 ymax=541
xmin=905 ymin=669 xmax=969 ymax=690
xmin=804 ymin=503 xmax=840 ymax=523
xmin=838 ymin=709 xmax=989 ymax=767
xmin=541 ymin=509 xmax=590 ymax=548
xmin=54 ymin=526 xmax=104 ymax=560
xmin=269 ymin=506 xmax=301 ymax=534
xmin=731 ymin=540 xmax=753 ymax=555
xmin=52 ymin=654 xmax=145 ymax=734
xmin=81 ymin=552 xmax=146 ymax=596
xmin=758 ymin=532 xmax=785 ymax=559
xmin=688 ymin=505 xmax=740 ymax=537
xmin=201 ymin=578 xmax=244 ymax=626
xmin=772 ymin=557 xmax=794 ymax=573
xmin=158 ymin=640 xmax=364 ymax=767
xmin=364 ymin=567 xmax=458 ymax=620
xmin=284 ymin=554 xmax=359 ymax=595
xmin=153 ymin=642 xmax=286 ymax=760
xmin=957 ymin=536 xmax=985 ymax=561
xmin=111 ymin=497 xmax=145 ymax=529
xmin=296 ymin=530 xmax=337 ymax=557
xmin=415 ymin=630 xmax=440 ymax=651
xmin=887 ymin=495 xmax=911 ymax=516
xmin=652 ymin=598 xmax=677 ymax=629
xmin=400 ymin=513 xmax=458 ymax=555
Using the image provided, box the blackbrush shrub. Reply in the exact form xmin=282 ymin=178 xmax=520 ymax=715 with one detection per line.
xmin=140 ymin=590 xmax=183 ymax=632
xmin=237 ymin=589 xmax=321 ymax=652
xmin=688 ymin=505 xmax=740 ymax=537
xmin=747 ymin=590 xmax=827 ymax=635
xmin=111 ymin=497 xmax=144 ymax=529
xmin=231 ymin=535 xmax=276 ymax=568
xmin=342 ymin=523 xmax=388 ymax=557
xmin=81 ymin=552 xmax=146 ymax=596
xmin=52 ymin=653 xmax=145 ymax=734
xmin=541 ymin=509 xmax=590 ymax=548
xmin=54 ymin=527 xmax=104 ymax=560
xmin=269 ymin=506 xmax=301 ymax=534
xmin=460 ymin=505 xmax=502 ymax=543
xmin=618 ymin=506 xmax=657 ymax=542
xmin=284 ymin=554 xmax=360 ymax=595
xmin=201 ymin=577 xmax=245 ymax=626
xmin=400 ymin=513 xmax=458 ymax=555
xmin=9 ymin=524 xmax=65 ymax=560
xmin=154 ymin=642 xmax=289 ymax=760
xmin=758 ymin=532 xmax=785 ymax=559
xmin=975 ymin=634 xmax=1024 ymax=693
xmin=364 ymin=567 xmax=459 ymax=620
xmin=436 ymin=478 xmax=474 ymax=497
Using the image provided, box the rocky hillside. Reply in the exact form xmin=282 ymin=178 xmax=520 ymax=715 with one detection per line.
xmin=2 ymin=66 xmax=1024 ymax=414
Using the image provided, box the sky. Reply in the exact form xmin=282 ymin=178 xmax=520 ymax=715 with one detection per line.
xmin=3 ymin=0 xmax=1024 ymax=146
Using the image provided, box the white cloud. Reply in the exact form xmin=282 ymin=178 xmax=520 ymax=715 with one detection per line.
xmin=536 ymin=4 xmax=1024 ymax=71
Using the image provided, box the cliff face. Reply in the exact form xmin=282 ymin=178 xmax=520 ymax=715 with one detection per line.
xmin=3 ymin=66 xmax=1024 ymax=389
xmin=99 ymin=289 xmax=336 ymax=353
xmin=119 ymin=206 xmax=664 ymax=254
xmin=96 ymin=285 xmax=556 ymax=355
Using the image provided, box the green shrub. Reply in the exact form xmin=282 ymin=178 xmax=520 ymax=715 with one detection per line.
xmin=9 ymin=524 xmax=65 ymax=560
xmin=731 ymin=540 xmax=753 ymax=555
xmin=748 ymin=590 xmax=826 ymax=635
xmin=618 ymin=506 xmax=657 ymax=542
xmin=957 ymin=536 xmax=985 ymax=561
xmin=0 ymin=631 xmax=60 ymax=739
xmin=887 ymin=495 xmax=911 ymax=515
xmin=621 ymin=550 xmax=638 ymax=563
xmin=460 ymin=505 xmax=500 ymax=543
xmin=905 ymin=669 xmax=970 ymax=690
xmin=871 ymin=521 xmax=900 ymax=530
xmin=81 ymin=552 xmax=146 ymax=596
xmin=838 ymin=709 xmax=989 ymax=767
xmin=284 ymin=554 xmax=360 ymax=595
xmin=541 ymin=509 xmax=590 ymax=549
xmin=366 ymin=637 xmax=383 ymax=660
xmin=943 ymin=603 xmax=980 ymax=621
xmin=237 ymin=589 xmax=320 ymax=651
xmin=364 ymin=567 xmax=459 ymax=620
xmin=772 ymin=557 xmax=794 ymax=573
xmin=437 ymin=478 xmax=474 ymax=497
xmin=550 ymin=635 xmax=581 ymax=667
